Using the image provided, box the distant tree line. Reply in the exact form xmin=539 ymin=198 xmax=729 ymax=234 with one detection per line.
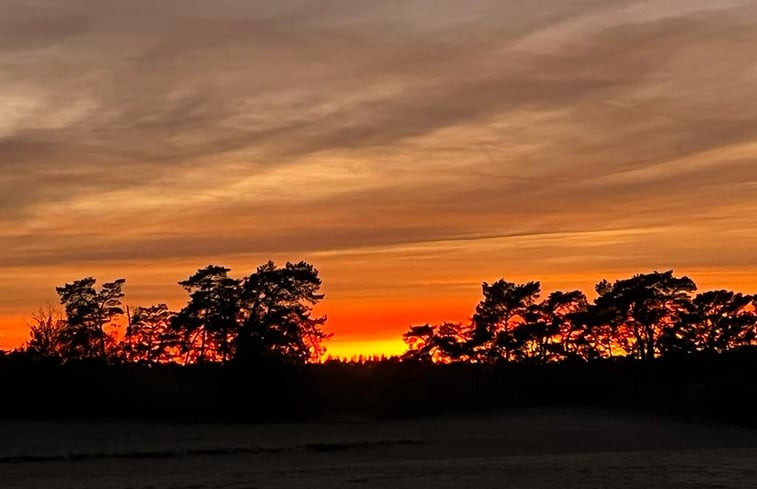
xmin=10 ymin=267 xmax=757 ymax=425
xmin=402 ymin=271 xmax=757 ymax=363
xmin=21 ymin=266 xmax=757 ymax=366
xmin=24 ymin=261 xmax=329 ymax=365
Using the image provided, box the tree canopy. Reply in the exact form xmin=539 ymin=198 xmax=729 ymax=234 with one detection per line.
xmin=26 ymin=261 xmax=329 ymax=365
xmin=19 ymin=267 xmax=757 ymax=366
xmin=403 ymin=271 xmax=757 ymax=364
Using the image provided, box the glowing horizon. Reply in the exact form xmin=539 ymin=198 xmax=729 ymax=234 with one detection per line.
xmin=4 ymin=264 xmax=757 ymax=356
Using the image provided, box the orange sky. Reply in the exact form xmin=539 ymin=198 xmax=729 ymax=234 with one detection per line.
xmin=3 ymin=1 xmax=757 ymax=356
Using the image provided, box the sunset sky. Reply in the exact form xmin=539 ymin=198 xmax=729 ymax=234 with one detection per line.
xmin=3 ymin=0 xmax=757 ymax=356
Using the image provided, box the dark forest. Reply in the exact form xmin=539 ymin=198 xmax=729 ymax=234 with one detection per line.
xmin=2 ymin=263 xmax=757 ymax=426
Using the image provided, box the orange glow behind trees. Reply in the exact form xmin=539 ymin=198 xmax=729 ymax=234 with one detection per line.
xmin=8 ymin=264 xmax=757 ymax=365
xmin=5 ymin=266 xmax=757 ymax=359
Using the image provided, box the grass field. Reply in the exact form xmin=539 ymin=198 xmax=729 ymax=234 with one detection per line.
xmin=2 ymin=408 xmax=757 ymax=488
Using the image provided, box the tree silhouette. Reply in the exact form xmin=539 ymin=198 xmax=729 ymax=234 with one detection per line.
xmin=401 ymin=322 xmax=467 ymax=362
xmin=432 ymin=322 xmax=469 ymax=361
xmin=401 ymin=283 xmax=595 ymax=364
xmin=55 ymin=277 xmax=126 ymax=361
xmin=236 ymin=261 xmax=329 ymax=364
xmin=25 ymin=306 xmax=65 ymax=359
xmin=173 ymin=266 xmax=241 ymax=364
xmin=469 ymin=279 xmax=541 ymax=362
xmin=517 ymin=290 xmax=589 ymax=364
xmin=20 ymin=265 xmax=757 ymax=368
xmin=122 ymin=304 xmax=178 ymax=364
xmin=547 ymin=290 xmax=589 ymax=361
xmin=398 ymin=271 xmax=752 ymax=364
xmin=666 ymin=290 xmax=757 ymax=354
xmin=592 ymin=271 xmax=696 ymax=361
xmin=574 ymin=296 xmax=624 ymax=361
xmin=401 ymin=324 xmax=435 ymax=362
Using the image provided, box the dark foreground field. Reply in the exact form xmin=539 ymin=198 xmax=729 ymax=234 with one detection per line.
xmin=3 ymin=352 xmax=757 ymax=487
xmin=2 ymin=408 xmax=757 ymax=488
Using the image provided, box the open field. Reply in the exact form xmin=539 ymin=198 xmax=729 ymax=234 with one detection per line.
xmin=2 ymin=408 xmax=757 ymax=488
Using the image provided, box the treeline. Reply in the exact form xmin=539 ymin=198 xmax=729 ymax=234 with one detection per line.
xmin=3 ymin=349 xmax=757 ymax=424
xmin=402 ymin=270 xmax=757 ymax=364
xmin=18 ymin=266 xmax=757 ymax=366
xmin=5 ymin=267 xmax=757 ymax=424
xmin=23 ymin=261 xmax=330 ymax=365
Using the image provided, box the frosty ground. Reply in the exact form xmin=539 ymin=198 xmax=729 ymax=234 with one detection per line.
xmin=2 ymin=408 xmax=756 ymax=488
